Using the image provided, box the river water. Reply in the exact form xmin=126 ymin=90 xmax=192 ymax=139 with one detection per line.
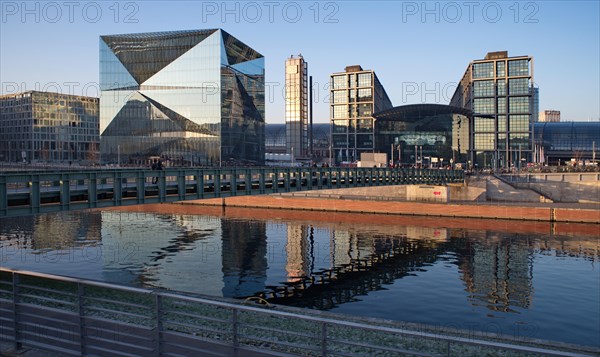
xmin=0 ymin=204 xmax=598 ymax=348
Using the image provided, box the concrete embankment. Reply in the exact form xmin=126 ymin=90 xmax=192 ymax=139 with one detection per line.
xmin=183 ymin=195 xmax=600 ymax=223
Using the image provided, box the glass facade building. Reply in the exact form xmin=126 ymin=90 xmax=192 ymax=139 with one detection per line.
xmin=373 ymin=104 xmax=471 ymax=166
xmin=0 ymin=91 xmax=99 ymax=163
xmin=451 ymin=51 xmax=534 ymax=169
xmin=534 ymin=122 xmax=600 ymax=164
xmin=330 ymin=65 xmax=393 ymax=163
xmin=285 ymin=55 xmax=309 ymax=159
xmin=100 ymin=29 xmax=265 ymax=166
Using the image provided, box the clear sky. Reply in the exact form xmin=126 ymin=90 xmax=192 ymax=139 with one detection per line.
xmin=1 ymin=0 xmax=598 ymax=123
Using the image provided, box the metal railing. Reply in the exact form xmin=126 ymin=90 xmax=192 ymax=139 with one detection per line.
xmin=0 ymin=268 xmax=595 ymax=357
xmin=0 ymin=167 xmax=464 ymax=217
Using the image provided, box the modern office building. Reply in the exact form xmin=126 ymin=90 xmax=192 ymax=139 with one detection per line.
xmin=99 ymin=29 xmax=265 ymax=166
xmin=285 ymin=55 xmax=309 ymax=160
xmin=451 ymin=51 xmax=534 ymax=169
xmin=0 ymin=91 xmax=99 ymax=164
xmin=330 ymin=65 xmax=393 ymax=163
xmin=539 ymin=110 xmax=561 ymax=122
xmin=372 ymin=104 xmax=471 ymax=167
xmin=531 ymin=87 xmax=539 ymax=123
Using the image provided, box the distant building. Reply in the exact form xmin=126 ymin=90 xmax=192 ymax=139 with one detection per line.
xmin=539 ymin=110 xmax=561 ymax=122
xmin=99 ymin=29 xmax=265 ymax=166
xmin=265 ymin=123 xmax=330 ymax=165
xmin=0 ymin=91 xmax=99 ymax=164
xmin=534 ymin=121 xmax=600 ymax=164
xmin=285 ymin=55 xmax=309 ymax=160
xmin=330 ymin=65 xmax=393 ymax=163
xmin=451 ymin=51 xmax=534 ymax=169
xmin=372 ymin=104 xmax=471 ymax=167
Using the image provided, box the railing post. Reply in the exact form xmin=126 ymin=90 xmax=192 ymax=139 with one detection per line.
xmin=88 ymin=172 xmax=97 ymax=208
xmin=30 ymin=174 xmax=40 ymax=214
xmin=60 ymin=175 xmax=71 ymax=211
xmin=321 ymin=322 xmax=327 ymax=357
xmin=177 ymin=170 xmax=186 ymax=201
xmin=259 ymin=169 xmax=265 ymax=194
xmin=12 ymin=272 xmax=21 ymax=351
xmin=137 ymin=171 xmax=145 ymax=204
xmin=232 ymin=308 xmax=239 ymax=354
xmin=114 ymin=171 xmax=123 ymax=206
xmin=155 ymin=294 xmax=162 ymax=357
xmin=198 ymin=172 xmax=205 ymax=199
xmin=78 ymin=283 xmax=86 ymax=355
xmin=245 ymin=169 xmax=252 ymax=195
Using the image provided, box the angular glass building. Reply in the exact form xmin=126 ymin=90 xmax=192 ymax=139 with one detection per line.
xmin=100 ymin=29 xmax=265 ymax=166
xmin=373 ymin=104 xmax=471 ymax=167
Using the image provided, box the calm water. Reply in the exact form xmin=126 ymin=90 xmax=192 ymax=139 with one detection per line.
xmin=0 ymin=206 xmax=598 ymax=347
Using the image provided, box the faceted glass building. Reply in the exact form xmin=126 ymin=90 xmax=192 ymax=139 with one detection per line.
xmin=330 ymin=65 xmax=393 ymax=163
xmin=100 ymin=29 xmax=265 ymax=166
xmin=451 ymin=51 xmax=534 ymax=169
xmin=373 ymin=104 xmax=471 ymax=166
xmin=0 ymin=91 xmax=99 ymax=163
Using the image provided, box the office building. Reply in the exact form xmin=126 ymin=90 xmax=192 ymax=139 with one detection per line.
xmin=285 ymin=55 xmax=309 ymax=159
xmin=531 ymin=87 xmax=539 ymax=123
xmin=372 ymin=104 xmax=471 ymax=166
xmin=100 ymin=29 xmax=265 ymax=166
xmin=451 ymin=51 xmax=534 ymax=169
xmin=539 ymin=110 xmax=561 ymax=122
xmin=0 ymin=91 xmax=99 ymax=164
xmin=330 ymin=65 xmax=393 ymax=163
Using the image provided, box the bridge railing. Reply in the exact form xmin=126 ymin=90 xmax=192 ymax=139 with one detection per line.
xmin=0 ymin=167 xmax=464 ymax=217
xmin=0 ymin=268 xmax=591 ymax=357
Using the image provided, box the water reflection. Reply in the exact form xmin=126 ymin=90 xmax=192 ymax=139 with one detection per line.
xmin=0 ymin=206 xmax=598 ymax=347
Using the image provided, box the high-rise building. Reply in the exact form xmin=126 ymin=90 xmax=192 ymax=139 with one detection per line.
xmin=451 ymin=51 xmax=534 ymax=169
xmin=330 ymin=65 xmax=393 ymax=163
xmin=99 ymin=29 xmax=265 ymax=166
xmin=0 ymin=91 xmax=99 ymax=164
xmin=285 ymin=55 xmax=309 ymax=159
xmin=539 ymin=110 xmax=561 ymax=122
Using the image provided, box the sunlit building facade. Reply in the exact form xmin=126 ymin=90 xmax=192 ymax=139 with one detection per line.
xmin=0 ymin=91 xmax=99 ymax=163
xmin=100 ymin=29 xmax=265 ymax=166
xmin=372 ymin=104 xmax=471 ymax=166
xmin=285 ymin=55 xmax=309 ymax=159
xmin=330 ymin=65 xmax=393 ymax=163
xmin=451 ymin=51 xmax=534 ymax=169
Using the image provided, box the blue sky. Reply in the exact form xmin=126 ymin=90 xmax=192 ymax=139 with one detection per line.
xmin=1 ymin=0 xmax=598 ymax=123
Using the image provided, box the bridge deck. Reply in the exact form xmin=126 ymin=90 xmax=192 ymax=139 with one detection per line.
xmin=0 ymin=167 xmax=463 ymax=217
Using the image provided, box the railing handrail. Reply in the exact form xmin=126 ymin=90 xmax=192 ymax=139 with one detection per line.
xmin=1 ymin=267 xmax=595 ymax=357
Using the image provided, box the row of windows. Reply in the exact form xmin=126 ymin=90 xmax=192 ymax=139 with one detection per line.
xmin=331 ymin=104 xmax=373 ymax=119
xmin=473 ymin=79 xmax=531 ymax=97
xmin=473 ymin=133 xmax=531 ymax=150
xmin=331 ymin=133 xmax=374 ymax=148
xmin=473 ymin=115 xmax=530 ymax=133
xmin=473 ymin=96 xmax=530 ymax=114
xmin=331 ymin=73 xmax=373 ymax=90
xmin=332 ymin=89 xmax=373 ymax=103
xmin=472 ymin=59 xmax=530 ymax=79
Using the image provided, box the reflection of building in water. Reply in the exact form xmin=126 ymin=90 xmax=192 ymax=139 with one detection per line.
xmin=458 ymin=233 xmax=533 ymax=312
xmin=100 ymin=211 xmax=223 ymax=294
xmin=221 ymin=220 xmax=268 ymax=297
xmin=32 ymin=211 xmax=102 ymax=249
xmin=285 ymin=224 xmax=310 ymax=282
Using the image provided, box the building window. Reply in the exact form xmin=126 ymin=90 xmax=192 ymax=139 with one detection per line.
xmin=496 ymin=61 xmax=506 ymax=77
xmin=474 ymin=133 xmax=495 ymax=150
xmin=332 ymin=75 xmax=347 ymax=90
xmin=357 ymin=88 xmax=372 ymax=102
xmin=509 ymin=115 xmax=530 ymax=132
xmin=357 ymin=73 xmax=371 ymax=87
xmin=498 ymin=115 xmax=507 ymax=132
xmin=473 ymin=80 xmax=494 ymax=97
xmin=508 ymin=59 xmax=529 ymax=77
xmin=332 ymin=105 xmax=348 ymax=119
xmin=473 ymin=98 xmax=495 ymax=114
xmin=509 ymin=78 xmax=530 ymax=95
xmin=497 ymin=97 xmax=506 ymax=114
xmin=333 ymin=120 xmax=347 ymax=133
xmin=474 ymin=117 xmax=495 ymax=132
xmin=333 ymin=90 xmax=347 ymax=104
xmin=509 ymin=97 xmax=529 ymax=114
xmin=473 ymin=62 xmax=494 ymax=79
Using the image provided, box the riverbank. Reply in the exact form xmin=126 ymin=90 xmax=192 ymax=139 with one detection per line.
xmin=181 ymin=195 xmax=600 ymax=223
